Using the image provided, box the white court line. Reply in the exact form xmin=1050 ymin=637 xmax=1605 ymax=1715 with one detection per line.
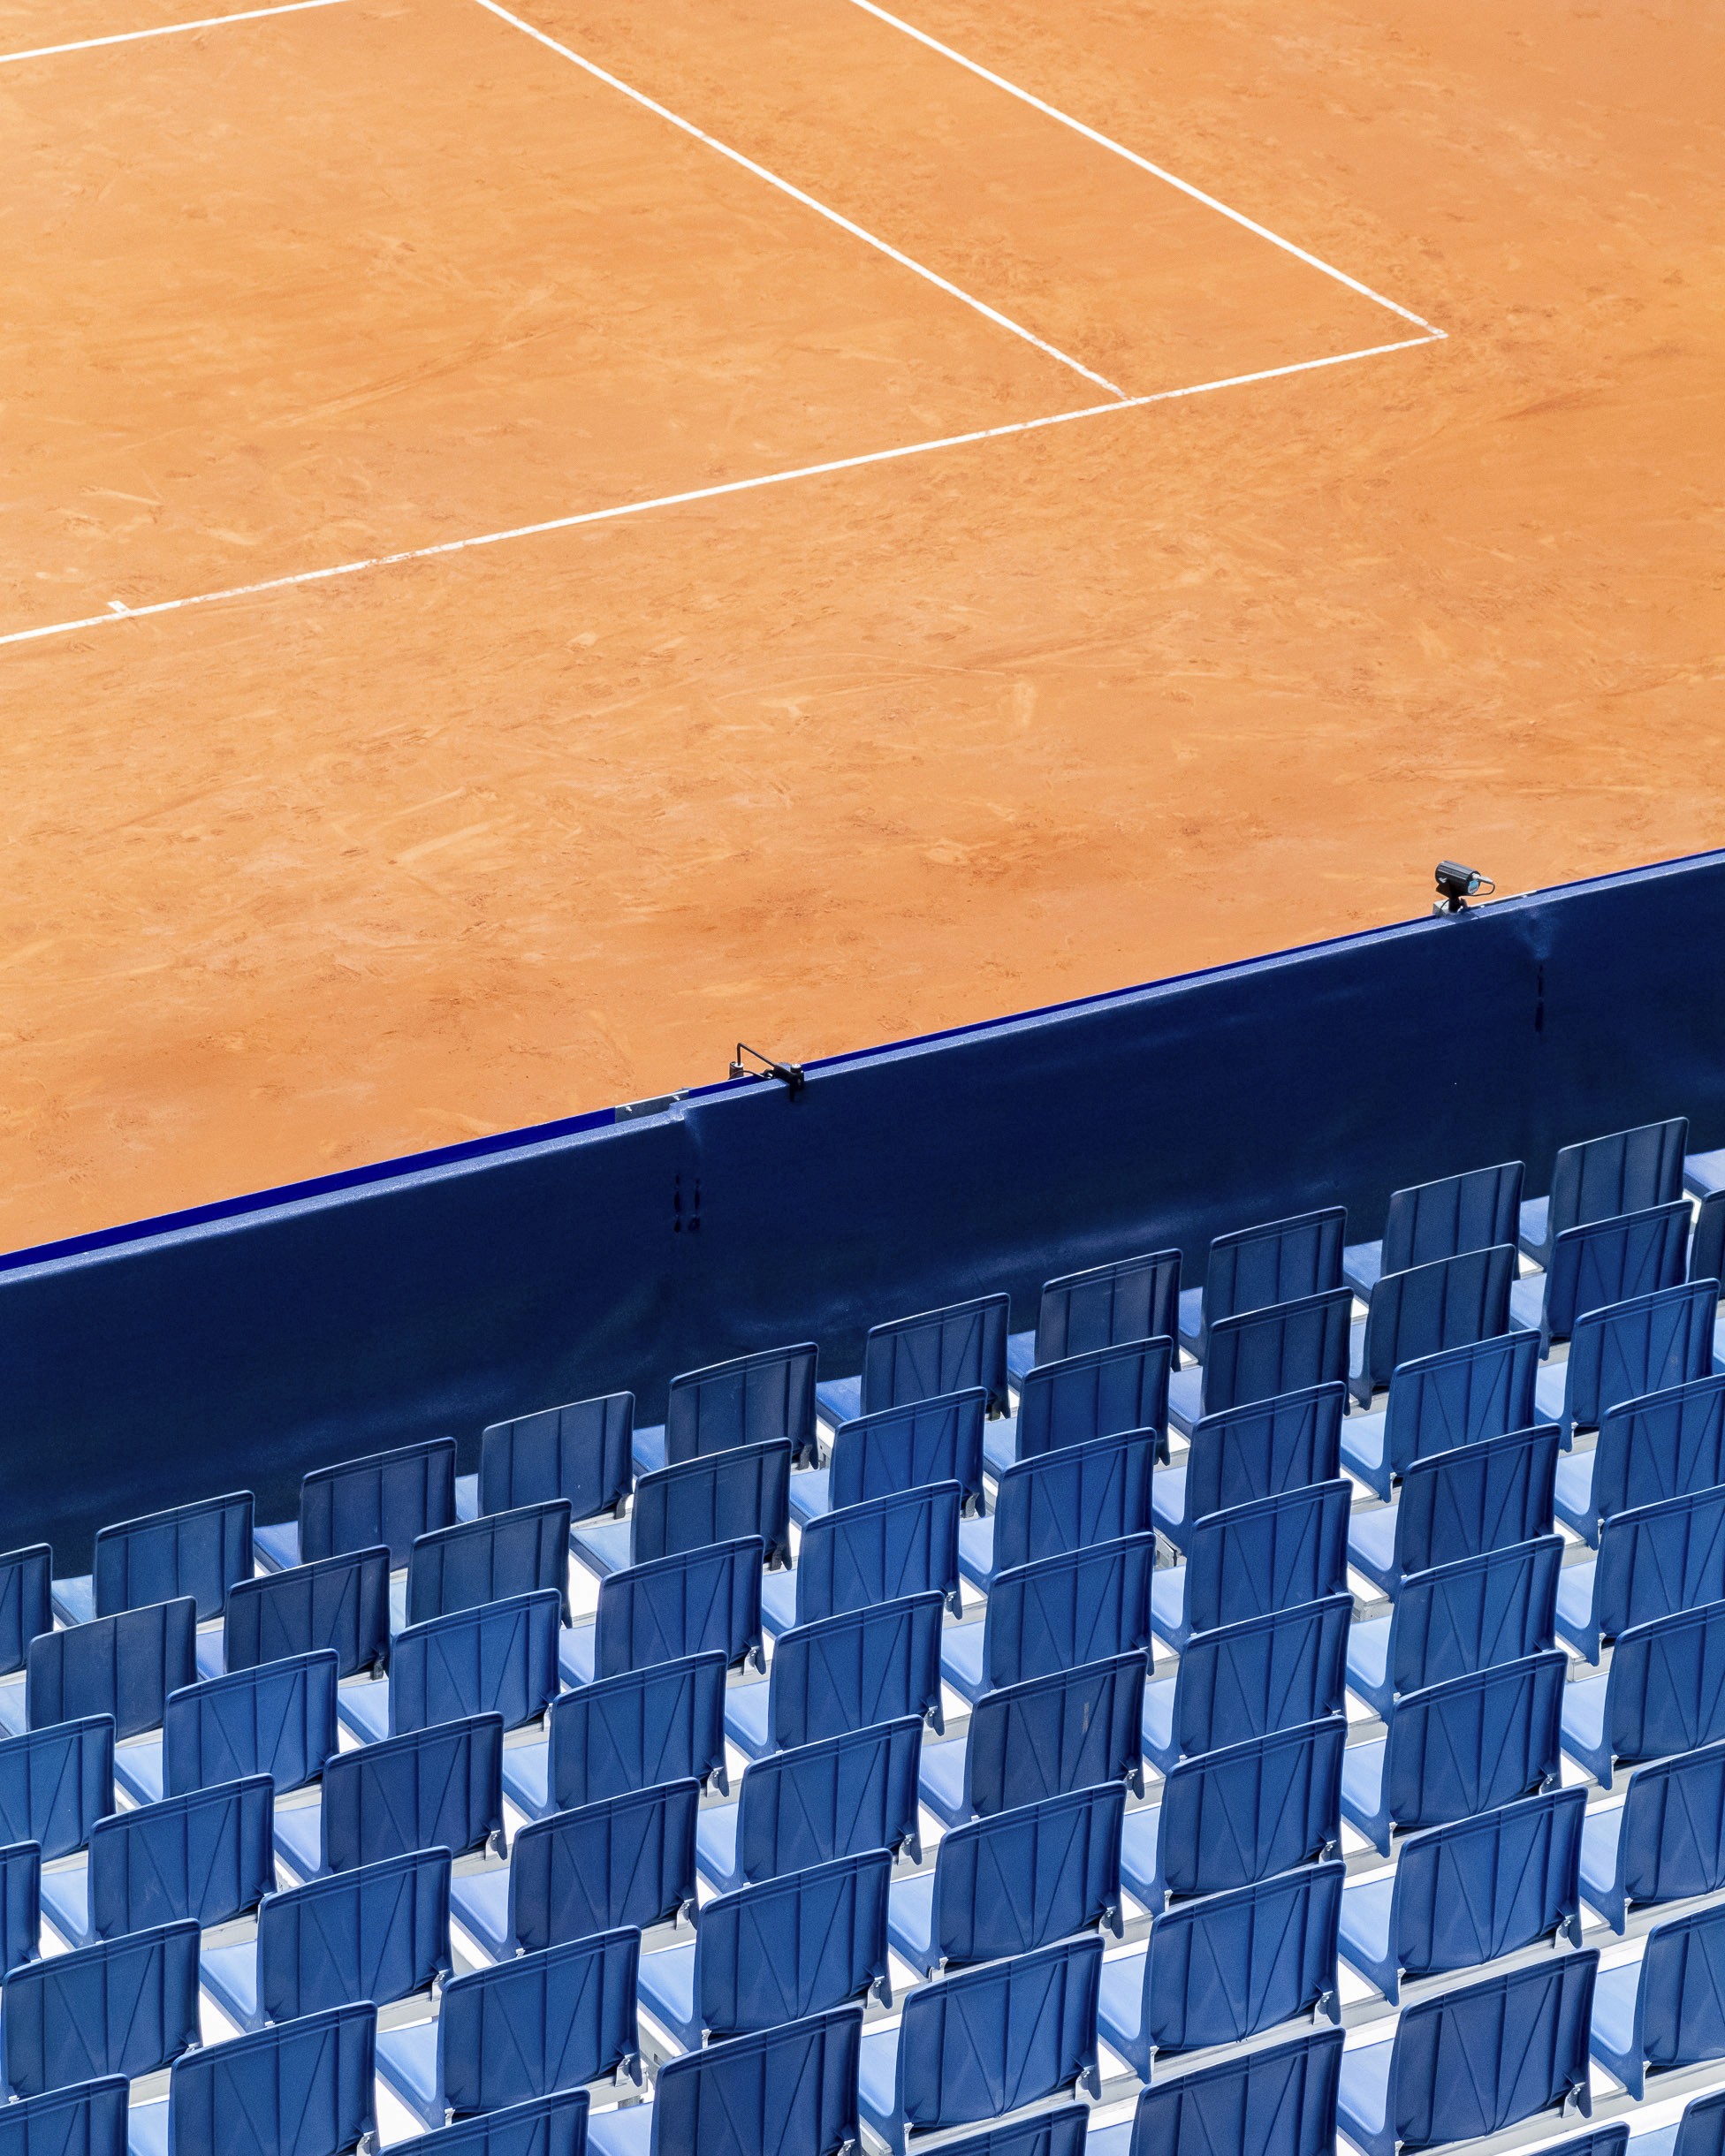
xmin=467 ymin=0 xmax=1127 ymax=402
xmin=0 ymin=0 xmax=354 ymax=66
xmin=1 ymin=334 xmax=1438 ymax=653
xmin=839 ymin=0 xmax=1445 ymax=338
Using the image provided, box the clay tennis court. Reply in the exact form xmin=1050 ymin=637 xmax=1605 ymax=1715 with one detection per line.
xmin=1 ymin=0 xmax=1717 ymax=1247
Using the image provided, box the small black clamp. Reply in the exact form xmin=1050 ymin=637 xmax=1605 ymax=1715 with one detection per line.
xmin=729 ymin=1042 xmax=806 ymax=1097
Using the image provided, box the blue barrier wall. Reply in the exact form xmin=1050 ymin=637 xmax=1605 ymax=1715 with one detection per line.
xmin=4 ymin=850 xmax=1723 ymax=1561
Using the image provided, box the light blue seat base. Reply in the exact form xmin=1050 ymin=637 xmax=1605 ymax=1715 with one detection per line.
xmin=1150 ymin=1462 xmax=1191 ymax=1551
xmin=50 ymin=1574 xmax=96 ymax=1628
xmin=1344 ymin=1240 xmax=1387 ymax=1300
xmin=1083 ymin=2127 xmax=1132 ymax=2156
xmin=939 ymin=1620 xmax=988 ymax=1706
xmin=1336 ymin=1873 xmax=1396 ymax=1999
xmin=572 ymin=1519 xmax=635 ymax=1583
xmin=585 ymin=2103 xmax=652 ymax=2156
xmin=1345 ymin=1617 xmax=1394 ymax=1720
xmin=957 ymin=1516 xmax=997 ymax=1594
xmin=1535 ymin=1361 xmax=1575 ymax=1438
xmin=1118 ymin=1803 xmax=1163 ymax=1911
xmin=39 ymin=1858 xmax=90 ymax=1948
xmin=450 ymin=1868 xmax=513 ymax=1961
xmin=559 ymin=1624 xmax=597 ymax=1690
xmin=455 ymin=1474 xmax=480 ymax=1522
xmin=1347 ymin=1505 xmax=1399 ymax=1598
xmin=1553 ymin=1449 xmax=1600 ymax=1544
xmin=1166 ymin=1364 xmax=1204 ymax=1439
xmin=723 ymin=1681 xmax=772 ymax=1765
xmin=1554 ymin=1562 xmax=1600 ymax=1661
xmin=1096 ymin=1940 xmax=1151 ymax=2080
xmin=1339 ymin=1407 xmax=1390 ymax=1500
xmin=1007 ymin=1329 xmax=1038 ymax=1385
xmin=787 ymin=1469 xmax=832 ymax=1530
xmin=982 ymin=1415 xmax=1021 ymax=1482
xmin=1340 ymin=1738 xmax=1391 ymax=1855
xmin=1578 ymin=1803 xmax=1625 ymax=1928
xmin=199 ymin=1936 xmax=264 ymax=2031
xmin=375 ymin=2016 xmax=443 ymax=2129
xmin=1520 ymin=1195 xmax=1553 ymax=1266
xmin=1176 ymin=1285 xmax=1204 ymax=1363
xmin=1587 ymin=1959 xmax=1639 ymax=2091
xmin=272 ymin=1796 xmax=325 ymax=1882
xmin=1142 ymin=1675 xmax=1179 ymax=1777
xmin=1687 ymin=1150 xmax=1725 ymax=1202
xmin=695 ymin=1803 xmax=742 ymax=1895
xmin=635 ymin=1941 xmax=698 ymax=2053
xmin=816 ymin=1379 xmax=862 ymax=1430
xmin=856 ymin=2021 xmax=905 ymax=2152
xmin=0 ymin=1675 xmax=28 ymax=1737
xmin=886 ymin=1871 xmax=938 ymax=1977
xmin=254 ymin=1520 xmax=302 ymax=1573
xmin=127 ymin=2099 xmax=170 ymax=2156
xmin=499 ymin=1738 xmax=551 ymax=1822
xmin=336 ymin=1675 xmax=391 ymax=1747
xmin=917 ymin=1735 xmax=969 ymax=1830
xmin=1335 ymin=2033 xmax=1395 ymax=2156
xmin=758 ymin=1568 xmax=799 ymax=1636
xmin=114 ymin=1735 xmax=167 ymax=1808
xmin=1560 ymin=1673 xmax=1610 ymax=1787
xmin=195 ymin=1631 xmax=226 ymax=1681
xmin=1508 ymin=1274 xmax=1549 ymax=1337
xmin=631 ymin=1424 xmax=668 ymax=1478
xmin=1148 ymin=1567 xmax=1189 ymax=1652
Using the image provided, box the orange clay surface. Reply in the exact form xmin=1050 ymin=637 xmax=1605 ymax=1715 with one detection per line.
xmin=0 ymin=0 xmax=1719 ymax=1247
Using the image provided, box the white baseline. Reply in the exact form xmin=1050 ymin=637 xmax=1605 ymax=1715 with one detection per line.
xmin=0 ymin=0 xmax=356 ymax=66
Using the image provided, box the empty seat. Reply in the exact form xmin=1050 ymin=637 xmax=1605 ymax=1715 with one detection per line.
xmin=573 ymin=1440 xmax=790 ymax=1583
xmin=1554 ymin=1371 xmax=1725 ymax=1545
xmin=27 ymin=1598 xmax=194 ymax=1745
xmin=0 ymin=2077 xmax=128 ymax=2156
xmin=41 ymin=1772 xmax=273 ymax=1949
xmin=919 ymin=1654 xmax=1145 ymax=1832
xmin=0 ymin=1844 xmax=37 ymax=1981
xmin=1347 ymin=1423 xmax=1560 ymax=1598
xmin=696 ymin=1716 xmax=923 ymax=1894
xmin=50 ymin=1491 xmax=253 ymax=1630
xmin=127 ymin=2002 xmax=376 ymax=2156
xmin=1177 ymin=1207 xmax=1346 ymax=1363
xmin=1341 ymin=1328 xmax=1540 ymax=1504
xmin=1694 ymin=1190 xmax=1725 ymax=1292
xmin=1591 ymin=1900 xmax=1725 ymax=2098
xmin=1 ymin=1917 xmax=200 ymax=2099
xmin=913 ymin=2114 xmax=1089 ymax=2156
xmin=1344 ymin=1161 xmax=1525 ymax=1298
xmin=470 ymin=1390 xmax=635 ymax=1524
xmin=1119 ymin=1717 xmax=1346 ymax=1916
xmin=147 ymin=1648 xmax=337 ymax=1811
xmin=1337 ymin=1787 xmax=1584 ymax=2001
xmin=959 ymin=1431 xmax=1154 ymax=1595
xmin=855 ymin=1934 xmax=1102 ymax=2152
xmin=886 ymin=1784 xmax=1125 ymax=1977
xmin=1149 ymin=1480 xmax=1350 ymax=1652
xmin=1562 ymin=1601 xmax=1725 ymax=1789
xmin=1336 ymin=1952 xmax=1598 ymax=2156
xmin=1535 ymin=1279 xmax=1717 ymax=1440
xmin=1151 ymin=1382 xmax=1344 ymax=1552
xmin=254 ymin=1436 xmax=456 ymax=1573
xmin=764 ymin=1482 xmax=961 ymax=1636
xmin=223 ymin=1549 xmax=390 ymax=1682
xmin=0 ymin=1549 xmax=52 ymax=1729
xmin=1098 ymin=1860 xmax=1342 ymax=2081
xmin=584 ymin=2003 xmax=860 ymax=2156
xmin=725 ymin=1591 xmax=943 ymax=1764
xmin=791 ymin=1388 xmax=986 ymax=1526
xmin=387 ymin=2091 xmax=591 ymax=2156
xmin=1166 ymin=1289 xmax=1354 ymax=1437
xmin=635 ymin=1342 xmax=819 ymax=1477
xmin=500 ymin=1650 xmax=726 ymax=1823
xmin=1344 ymin=1536 xmax=1562 ymax=1719
xmin=1084 ymin=2026 xmax=1341 ymax=2156
xmin=1555 ymin=1483 xmax=1725 ymax=1663
xmin=984 ymin=1337 xmax=1173 ymax=1480
xmin=817 ymin=1296 xmax=1009 ymax=1429
xmin=1580 ymin=1738 xmax=1725 ymax=1932
xmin=943 ymin=1531 xmax=1153 ymax=1705
xmin=338 ymin=1587 xmax=560 ymax=1748
xmin=560 ymin=1536 xmax=764 ymax=1689
xmin=1521 ymin=1115 xmax=1688 ymax=1264
xmin=0 ymin=1717 xmax=113 ymax=1863
xmin=1142 ymin=1594 xmax=1351 ymax=1775
xmin=407 ymin=1499 xmax=572 ymax=1628
xmin=1512 ymin=1202 xmax=1691 ymax=1347
xmin=1349 ymin=1245 xmax=1516 ymax=1408
xmin=271 ymin=1710 xmax=503 ymax=1883
xmin=1635 ymin=2091 xmax=1725 ymax=2156
xmin=1688 ymin=1147 xmax=1725 ymax=1203
xmin=1340 ymin=1651 xmax=1566 ymax=1856
xmin=1007 ymin=1249 xmax=1182 ymax=1383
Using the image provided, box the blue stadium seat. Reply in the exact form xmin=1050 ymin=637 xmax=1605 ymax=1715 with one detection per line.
xmin=1522 ymin=1116 xmax=1688 ymax=1264
xmin=1341 ymin=1328 xmax=1540 ymax=1503
xmin=40 ymin=1772 xmax=272 ymax=1948
xmin=1083 ymin=2026 xmax=1341 ymax=2156
xmin=450 ymin=1778 xmax=697 ymax=1959
xmin=790 ymin=1388 xmax=986 ymax=1526
xmin=254 ymin=1437 xmax=456 ymax=1573
xmin=1535 ymin=1279 xmax=1717 ymax=1440
xmin=1166 ymin=1289 xmax=1354 ymax=1436
xmin=469 ymin=1391 xmax=634 ymax=1525
xmin=1636 ymin=2091 xmax=1725 ymax=2156
xmin=1562 ymin=1602 xmax=1725 ymax=1788
xmin=958 ymin=1431 xmax=1154 ymax=1595
xmin=1689 ymin=1148 xmax=1725 ymax=1203
xmin=909 ymin=2113 xmax=1089 ymax=2156
xmin=1554 ymin=1484 xmax=1725 ymax=1663
xmin=200 ymin=1846 xmax=451 ymax=2033
xmin=128 ymin=2002 xmax=376 ymax=2156
xmin=147 ymin=1649 xmax=336 ymax=1813
xmin=1339 ymin=1651 xmax=1566 ymax=1855
xmin=1142 ymin=1594 xmax=1350 ymax=1775
xmin=1512 ymin=1202 xmax=1691 ymax=1347
xmin=942 ymin=1532 xmax=1153 ymax=1705
xmin=1177 ymin=1207 xmax=1347 ymax=1363
xmin=407 ymin=1500 xmax=572 ymax=1628
xmin=726 ymin=1591 xmax=943 ymax=1764
xmin=1343 ymin=1161 xmax=1525 ymax=1298
xmin=583 ymin=2004 xmax=859 ymax=2156
xmin=559 ymin=1537 xmax=764 ymax=1689
xmin=338 ymin=1587 xmax=560 ymax=1747
xmin=1 ymin=1917 xmax=200 ymax=2099
xmin=386 ymin=2091 xmax=590 ymax=2156
xmin=0 ymin=1550 xmax=52 ymax=1732
xmin=27 ymin=1599 xmax=194 ymax=1746
xmin=984 ymin=1337 xmax=1173 ymax=1479
xmin=0 ymin=1844 xmax=37 ymax=1982
xmin=1150 ymin=1480 xmax=1349 ymax=1651
xmin=918 ymin=1654 xmax=1145 ymax=1832
xmin=886 ymin=1784 xmax=1124 ymax=1977
xmin=1097 ymin=1860 xmax=1342 ymax=2081
xmin=572 ymin=1440 xmax=790 ymax=1583
xmin=817 ymin=1296 xmax=1009 ymax=1429
xmin=1554 ymin=1371 xmax=1725 ymax=1545
xmin=1579 ymin=1738 xmax=1725 ymax=1932
xmin=1694 ymin=1194 xmax=1725 ymax=1304
xmin=0 ymin=2078 xmax=127 ymax=2156
xmin=1349 ymin=1245 xmax=1517 ymax=1408
xmin=635 ymin=1847 xmax=892 ymax=2048
xmin=1347 ymin=1423 xmax=1560 ymax=1598
xmin=499 ymin=1651 xmax=727 ymax=1822
xmin=50 ymin=1492 xmax=253 ymax=1630
xmin=695 ymin=1716 xmax=923 ymax=1894
xmin=1118 ymin=1717 xmax=1345 ymax=1916
xmin=1591 ymin=1901 xmax=1725 ymax=2098
xmin=375 ymin=1929 xmax=641 ymax=2127
xmin=1336 ymin=1952 xmax=1597 ymax=2156
xmin=0 ymin=1718 xmax=113 ymax=1862
xmin=1151 ymin=1382 xmax=1344 ymax=1552
xmin=1007 ymin=1249 xmax=1182 ymax=1384
xmin=635 ymin=1342 xmax=819 ymax=1477
xmin=223 ymin=1549 xmax=390 ymax=1683
xmin=855 ymin=1934 xmax=1101 ymax=2152
xmin=1337 ymin=1787 xmax=1584 ymax=2001
xmin=764 ymin=1482 xmax=961 ymax=1635
xmin=1344 ymin=1536 xmax=1562 ymax=1719
xmin=271 ymin=1711 xmax=503 ymax=1883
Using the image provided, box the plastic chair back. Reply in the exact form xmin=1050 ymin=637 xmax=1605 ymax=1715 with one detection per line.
xmin=1607 ymin=1606 xmax=1725 ymax=1773
xmin=1182 ymin=1385 xmax=1344 ymax=1522
xmin=1016 ymin=1338 xmax=1172 ymax=1460
xmin=695 ymin=1849 xmax=890 ymax=2038
xmin=0 ymin=1843 xmax=38 ymax=1980
xmin=1 ymin=1918 xmax=200 ymax=2098
xmin=735 ymin=1718 xmax=923 ymax=1882
xmin=87 ymin=1773 xmax=273 ymax=1935
xmin=437 ymin=1930 xmax=639 ymax=2116
xmin=506 ymin=1780 xmax=698 ymax=1948
xmin=1153 ymin=1719 xmax=1344 ymax=1905
xmin=965 ymin=1654 xmax=1146 ymax=1817
xmin=0 ymin=2078 xmax=127 ymax=2156
xmin=896 ymin=1935 xmax=1102 ymax=2134
xmin=480 ymin=1393 xmax=633 ymax=1522
xmin=1545 ymin=1118 xmax=1688 ymax=1242
xmin=27 ymin=1598 xmax=195 ymax=1740
xmin=0 ymin=1719 xmax=113 ymax=1861
xmin=983 ymin=1533 xmax=1153 ymax=1693
xmin=991 ymin=1431 xmax=1154 ymax=1574
xmin=1200 ymin=1210 xmax=1346 ymax=1337
xmin=1563 ymin=1279 xmax=1717 ymax=1431
xmin=1183 ymin=1482 xmax=1350 ymax=1632
xmin=1597 ymin=1485 xmax=1725 ymax=1645
xmin=592 ymin=1537 xmax=764 ymax=1678
xmin=1388 ymin=1954 xmax=1596 ymax=2147
xmin=931 ymin=1786 xmax=1124 ymax=1969
xmin=389 ymin=1590 xmax=560 ymax=1736
xmin=1593 ymin=1373 xmax=1725 ymax=1530
xmin=647 ymin=2004 xmax=860 ymax=2156
xmin=1356 ymin=1245 xmax=1516 ymax=1398
xmin=1382 ymin=1652 xmax=1565 ymax=1833
xmin=258 ymin=1848 xmax=452 ymax=2022
xmin=1172 ymin=1596 xmax=1351 ymax=1758
xmin=1543 ymin=1203 xmax=1691 ymax=1340
xmin=1143 ymin=1860 xmax=1341 ymax=2054
xmin=1392 ymin=1424 xmax=1559 ymax=1578
xmin=665 ymin=1344 xmax=818 ymax=1467
xmin=1694 ymin=1196 xmax=1725 ymax=1289
xmin=299 ymin=1439 xmax=455 ymax=1567
xmin=1123 ymin=2027 xmax=1341 ymax=2156
xmin=766 ymin=1592 xmax=943 ymax=1750
xmin=321 ymin=1712 xmax=503 ymax=1871
xmin=407 ymin=1501 xmax=572 ymax=1627
xmin=1384 ymin=1329 xmax=1541 ymax=1480
xmin=1199 ymin=1290 xmax=1353 ymax=1417
xmin=1379 ymin=1162 xmax=1525 ymax=1276
xmin=860 ymin=1295 xmax=1010 ymax=1418
xmin=225 ymin=1550 xmax=390 ymax=1680
xmin=93 ymin=1492 xmax=253 ymax=1621
xmin=384 ymin=2092 xmax=588 ymax=2156
xmin=546 ymin=1651 xmax=726 ymax=1811
xmin=164 ymin=1650 xmax=338 ymax=1798
xmin=1387 ymin=1537 xmax=1562 ymax=1695
xmin=166 ymin=2000 xmax=376 ymax=2156
xmin=794 ymin=1484 xmax=961 ymax=1624
xmin=0 ymin=1551 xmax=51 ymax=1682
xmin=1034 ymin=1251 xmax=1181 ymax=1367
xmin=631 ymin=1439 xmax=791 ymax=1570
xmin=828 ymin=1390 xmax=985 ymax=1515
xmin=1389 ymin=1788 xmax=1584 ymax=1984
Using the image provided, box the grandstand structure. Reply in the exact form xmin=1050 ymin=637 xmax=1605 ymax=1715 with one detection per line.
xmin=0 ymin=851 xmax=1724 ymax=2156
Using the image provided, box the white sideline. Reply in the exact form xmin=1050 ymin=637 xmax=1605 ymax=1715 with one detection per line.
xmin=0 ymin=334 xmax=1439 ymax=652
xmin=0 ymin=0 xmax=355 ymax=66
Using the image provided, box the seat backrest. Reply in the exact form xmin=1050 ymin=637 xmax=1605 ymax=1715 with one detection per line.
xmin=437 ymin=1930 xmax=639 ymax=2117
xmin=1617 ymin=1740 xmax=1725 ymax=1917
xmin=1155 ymin=1719 xmax=1344 ymax=1902
xmin=1393 ymin=1424 xmax=1560 ymax=1577
xmin=1389 ymin=1787 xmax=1585 ymax=1982
xmin=166 ymin=2000 xmax=376 ymax=2156
xmin=1596 ymin=1484 xmax=1725 ymax=1644
xmin=87 ymin=1773 xmax=273 ymax=1937
xmin=1183 ymin=1481 xmax=1350 ymax=1633
xmin=1142 ymin=1860 xmax=1342 ymax=2055
xmin=895 ymin=1935 xmax=1102 ymax=2134
xmin=827 ymin=1389 xmax=986 ymax=1513
xmin=1384 ymin=1329 xmax=1542 ymax=1479
xmin=931 ymin=1786 xmax=1125 ymax=1969
xmin=1694 ymin=1193 xmax=1725 ymax=1289
xmin=794 ymin=1483 xmax=961 ymax=1624
xmin=164 ymin=1649 xmax=338 ymax=1798
xmin=388 ymin=1590 xmax=561 ymax=1736
xmin=695 ymin=1849 xmax=891 ymax=2038
xmin=1201 ymin=1209 xmax=1346 ymax=1332
xmin=0 ymin=1842 xmax=38 ymax=1981
xmin=479 ymin=1393 xmax=634 ymax=1522
xmin=225 ymin=1549 xmax=391 ymax=1681
xmin=1544 ymin=1117 xmax=1688 ymax=1241
xmin=547 ymin=1651 xmax=727 ymax=1811
xmin=1606 ymin=1603 xmax=1725 ymax=1768
xmin=1388 ymin=1953 xmax=1597 ymax=2149
xmin=0 ymin=1550 xmax=52 ymax=1682
xmin=1543 ymin=1203 xmax=1691 ymax=1340
xmin=1358 ymin=1246 xmax=1516 ymax=1395
xmin=27 ymin=1598 xmax=196 ymax=1741
xmin=320 ymin=1712 xmax=503 ymax=1871
xmin=1123 ymin=2027 xmax=1342 ymax=2156
xmin=1034 ymin=1250 xmax=1181 ymax=1367
xmin=646 ymin=2004 xmax=860 ymax=2156
xmin=385 ymin=2090 xmax=589 ymax=2156
xmin=1199 ymin=1290 xmax=1353 ymax=1417
xmin=991 ymin=1431 xmax=1154 ymax=1574
xmin=1379 ymin=1161 xmax=1525 ymax=1277
xmin=767 ymin=1592 xmax=943 ymax=1751
xmin=0 ymin=1718 xmax=113 ymax=1862
xmin=631 ymin=1439 xmax=792 ymax=1571
xmin=1015 ymin=1338 xmax=1172 ymax=1461
xmin=1171 ymin=1596 xmax=1351 ymax=1759
xmin=591 ymin=1536 xmax=764 ymax=1680
xmin=1387 ymin=1537 xmax=1562 ymax=1697
xmin=918 ymin=2112 xmax=1089 ymax=2156
xmin=860 ymin=1295 xmax=1010 ymax=1418
xmin=0 ymin=2076 xmax=128 ymax=2156
xmin=1674 ymin=2095 xmax=1725 ymax=2156
xmin=258 ymin=1848 xmax=452 ymax=2023
xmin=1384 ymin=1652 xmax=1566 ymax=1832
xmin=1 ymin=1917 xmax=201 ymax=2098
xmin=1182 ymin=1385 xmax=1344 ymax=1522
xmin=1593 ymin=1373 xmax=1725 ymax=1528
xmin=407 ymin=1501 xmax=573 ymax=1628
xmin=664 ymin=1343 xmax=818 ymax=1467
xmin=1564 ymin=1280 xmax=1718 ymax=1430
xmin=983 ymin=1533 xmax=1154 ymax=1693
xmin=93 ymin=1492 xmax=253 ymax=1622
xmin=735 ymin=1718 xmax=923 ymax=1882
xmin=506 ymin=1780 xmax=698 ymax=1949
xmin=299 ymin=1438 xmax=457 ymax=1567
xmin=965 ymin=1655 xmax=1146 ymax=1818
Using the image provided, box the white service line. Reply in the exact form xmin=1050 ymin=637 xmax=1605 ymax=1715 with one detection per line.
xmin=838 ymin=0 xmax=1444 ymax=338
xmin=0 ymin=0 xmax=355 ymax=66
xmin=0 ymin=333 xmax=1438 ymax=653
xmin=467 ymin=0 xmax=1127 ymax=402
